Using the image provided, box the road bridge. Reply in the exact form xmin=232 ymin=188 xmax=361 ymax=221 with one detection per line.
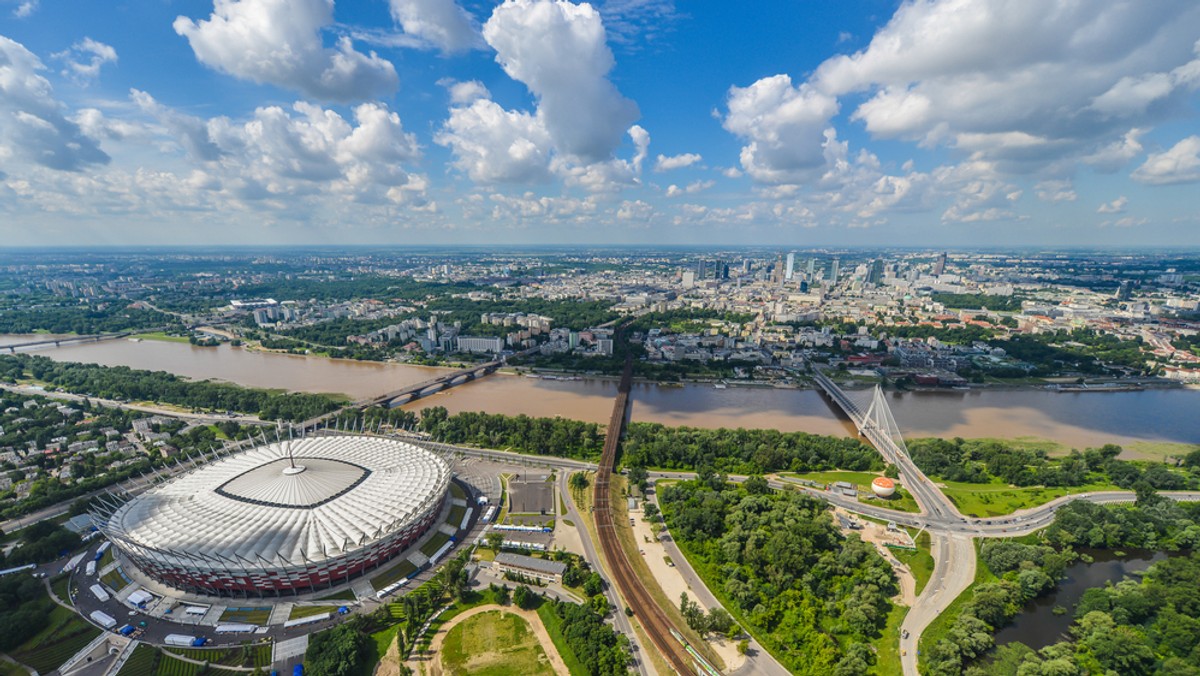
xmin=2 ymin=331 xmax=137 ymax=352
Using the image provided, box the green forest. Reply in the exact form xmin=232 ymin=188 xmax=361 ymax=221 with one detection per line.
xmin=415 ymin=407 xmax=605 ymax=460
xmin=659 ymin=475 xmax=896 ymax=674
xmin=0 ymin=354 xmax=342 ymax=422
xmin=925 ymin=498 xmax=1200 ymax=675
xmin=0 ymin=305 xmax=176 ymax=334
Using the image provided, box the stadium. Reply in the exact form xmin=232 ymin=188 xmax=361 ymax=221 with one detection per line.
xmin=91 ymin=435 xmax=451 ymax=597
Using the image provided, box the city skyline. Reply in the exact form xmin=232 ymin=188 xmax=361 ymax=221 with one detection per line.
xmin=2 ymin=0 xmax=1200 ymax=246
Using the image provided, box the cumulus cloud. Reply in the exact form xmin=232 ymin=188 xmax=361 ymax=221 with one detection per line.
xmin=1097 ymin=196 xmax=1128 ymax=214
xmin=664 ymin=180 xmax=713 ymax=197
xmin=1084 ymin=128 xmax=1146 ymax=171
xmin=174 ymin=0 xmax=398 ymax=102
xmin=0 ymin=36 xmax=109 ymax=171
xmin=482 ymin=0 xmax=639 ymax=162
xmin=438 ymin=0 xmax=644 ymax=190
xmin=443 ymin=79 xmax=490 ymax=105
xmin=721 ymin=74 xmax=838 ymax=183
xmin=132 ymin=91 xmax=425 ymax=204
xmin=53 ymin=38 xmax=117 ymax=81
xmin=654 ymin=152 xmax=700 ymax=172
xmin=1132 ymin=136 xmax=1200 ymax=185
xmin=388 ymin=0 xmax=482 ymax=53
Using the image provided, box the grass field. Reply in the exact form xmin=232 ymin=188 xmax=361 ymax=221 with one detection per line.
xmin=50 ymin=573 xmax=72 ymax=603
xmin=420 ymin=531 xmax=452 ymax=557
xmin=116 ymin=644 xmax=159 ymax=675
xmin=217 ymin=607 xmax=270 ymax=625
xmin=101 ymin=567 xmax=132 ymax=592
xmin=785 ymin=471 xmax=921 ymax=513
xmin=938 ymin=479 xmax=1121 ymax=517
xmin=288 ymin=605 xmax=339 ymax=620
xmin=155 ymin=652 xmax=204 ymax=676
xmin=448 ymin=505 xmax=466 ymax=530
xmin=134 ymin=331 xmax=193 ymax=344
xmin=315 ymin=587 xmax=358 ymax=602
xmin=163 ymin=644 xmax=272 ymax=669
xmin=871 ymin=602 xmax=909 ymax=676
xmin=450 ymin=481 xmax=467 ymax=501
xmin=0 ymin=661 xmax=31 ymax=676
xmin=440 ymin=610 xmax=554 ymax=676
xmin=99 ymin=547 xmax=115 ymax=568
xmin=892 ymin=531 xmax=935 ymax=596
xmin=370 ymin=558 xmax=418 ymax=591
xmin=10 ymin=604 xmax=101 ymax=674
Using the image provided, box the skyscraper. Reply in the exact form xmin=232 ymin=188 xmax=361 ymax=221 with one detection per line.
xmin=867 ymin=259 xmax=884 ymax=285
xmin=807 ymin=258 xmax=816 ymax=277
xmin=1116 ymin=280 xmax=1133 ymax=301
xmin=830 ymin=257 xmax=840 ymax=285
xmin=934 ymin=251 xmax=947 ymax=276
xmin=785 ymin=253 xmax=795 ymax=281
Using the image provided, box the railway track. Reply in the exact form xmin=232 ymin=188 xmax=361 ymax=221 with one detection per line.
xmin=594 ymin=355 xmax=699 ymax=675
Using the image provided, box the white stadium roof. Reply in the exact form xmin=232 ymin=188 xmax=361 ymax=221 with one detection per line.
xmin=105 ymin=436 xmax=450 ymax=567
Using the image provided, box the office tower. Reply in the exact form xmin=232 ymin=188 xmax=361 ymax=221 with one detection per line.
xmin=830 ymin=257 xmax=840 ymax=285
xmin=742 ymin=259 xmax=752 ymax=274
xmin=682 ymin=270 xmax=696 ymax=288
xmin=696 ymin=259 xmax=708 ymax=280
xmin=807 ymin=258 xmax=816 ymax=277
xmin=1116 ymin=280 xmax=1133 ymax=301
xmin=720 ymin=263 xmax=730 ymax=280
xmin=934 ymin=251 xmax=947 ymax=276
xmin=867 ymin=259 xmax=884 ymax=285
xmin=785 ymin=253 xmax=795 ymax=281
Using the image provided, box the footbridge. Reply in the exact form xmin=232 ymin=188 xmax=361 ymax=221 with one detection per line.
xmin=2 ymin=332 xmax=136 ymax=353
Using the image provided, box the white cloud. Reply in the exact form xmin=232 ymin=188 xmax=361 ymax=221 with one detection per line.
xmin=1034 ymin=179 xmax=1077 ymax=203
xmin=53 ymin=38 xmax=117 ymax=81
xmin=443 ymin=79 xmax=490 ymax=105
xmin=388 ymin=0 xmax=482 ymax=53
xmin=482 ymin=0 xmax=639 ymax=162
xmin=12 ymin=0 xmax=36 ymax=17
xmin=596 ymin=0 xmax=678 ymax=47
xmin=1132 ymin=136 xmax=1200 ymax=185
xmin=807 ymin=0 xmax=1200 ymax=170
xmin=1097 ymin=196 xmax=1128 ymax=214
xmin=174 ymin=0 xmax=398 ymax=102
xmin=1084 ymin=128 xmax=1146 ymax=171
xmin=721 ymin=74 xmax=838 ymax=183
xmin=0 ymin=36 xmax=109 ymax=171
xmin=437 ymin=98 xmax=554 ymax=183
xmin=664 ymin=179 xmax=713 ymax=197
xmin=654 ymin=152 xmax=700 ymax=172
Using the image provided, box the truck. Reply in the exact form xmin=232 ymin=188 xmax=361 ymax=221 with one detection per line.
xmin=164 ymin=634 xmax=207 ymax=647
xmin=118 ymin=625 xmax=135 ymax=636
xmin=85 ymin=561 xmax=97 ymax=577
xmin=90 ymin=583 xmax=110 ymax=602
xmin=90 ymin=610 xmax=117 ymax=629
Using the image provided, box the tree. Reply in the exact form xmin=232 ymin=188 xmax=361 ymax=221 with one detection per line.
xmin=643 ymin=502 xmax=660 ymax=523
xmin=486 ymin=531 xmax=505 ymax=552
xmin=569 ymin=472 xmax=590 ymax=491
xmin=513 ymin=585 xmax=535 ymax=610
xmin=305 ymin=622 xmax=369 ymax=676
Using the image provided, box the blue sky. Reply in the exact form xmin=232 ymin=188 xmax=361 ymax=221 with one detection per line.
xmin=1 ymin=0 xmax=1198 ymax=246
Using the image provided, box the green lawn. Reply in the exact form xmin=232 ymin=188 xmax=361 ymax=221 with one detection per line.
xmin=50 ymin=573 xmax=72 ymax=604
xmin=288 ymin=605 xmax=339 ymax=620
xmin=217 ymin=607 xmax=270 ymax=625
xmin=871 ymin=602 xmax=909 ymax=676
xmin=440 ymin=610 xmax=555 ymax=676
xmin=420 ymin=531 xmax=452 ymax=557
xmin=784 ymin=471 xmax=921 ymax=513
xmin=370 ymin=558 xmax=418 ymax=591
xmin=99 ymin=547 xmax=115 ymax=568
xmin=937 ymin=479 xmax=1122 ymax=517
xmin=154 ymin=652 xmax=204 ymax=676
xmin=450 ymin=482 xmax=467 ymax=501
xmin=449 ymin=505 xmax=467 ymax=530
xmin=134 ymin=331 xmax=193 ymax=344
xmin=10 ymin=604 xmax=101 ymax=674
xmin=892 ymin=531 xmax=935 ymax=596
xmin=117 ymin=645 xmax=160 ymax=675
xmin=163 ymin=644 xmax=272 ymax=669
xmin=101 ymin=567 xmax=132 ymax=592
xmin=315 ymin=587 xmax=358 ymax=602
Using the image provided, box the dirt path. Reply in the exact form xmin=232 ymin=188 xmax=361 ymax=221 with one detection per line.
xmin=834 ymin=508 xmax=917 ymax=607
xmin=374 ymin=632 xmax=402 ymax=676
xmin=406 ymin=604 xmax=569 ymax=676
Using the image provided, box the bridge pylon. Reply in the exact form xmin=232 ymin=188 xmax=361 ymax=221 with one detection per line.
xmin=860 ymin=385 xmax=910 ymax=458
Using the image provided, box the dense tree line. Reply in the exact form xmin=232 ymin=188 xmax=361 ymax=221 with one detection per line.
xmin=417 ymin=407 xmax=604 ymax=459
xmin=907 ymin=439 xmax=1195 ymax=491
xmin=627 ymin=309 xmax=756 ymax=333
xmin=540 ymin=597 xmax=631 ymax=675
xmin=887 ymin=324 xmax=996 ymax=344
xmin=930 ymin=293 xmax=1023 ymax=312
xmin=424 ymin=296 xmax=620 ymax=332
xmin=0 ymin=354 xmax=342 ymax=422
xmin=1043 ymin=497 xmax=1200 ymax=550
xmin=623 ymin=422 xmax=882 ymax=475
xmin=0 ymin=521 xmax=82 ymax=567
xmin=660 ymin=475 xmax=896 ymax=674
xmin=995 ymin=329 xmax=1151 ymax=374
xmin=233 ymin=276 xmax=475 ymax=303
xmin=0 ymin=305 xmax=176 ymax=334
xmin=0 ymin=574 xmax=53 ymax=651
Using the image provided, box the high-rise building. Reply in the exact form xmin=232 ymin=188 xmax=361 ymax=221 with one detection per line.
xmin=830 ymin=257 xmax=840 ymax=285
xmin=807 ymin=258 xmax=816 ymax=277
xmin=1116 ymin=280 xmax=1133 ymax=301
xmin=867 ymin=259 xmax=884 ymax=285
xmin=696 ymin=259 xmax=708 ymax=280
xmin=785 ymin=253 xmax=795 ymax=281
xmin=934 ymin=251 xmax=947 ymax=276
xmin=681 ymin=270 xmax=696 ymax=288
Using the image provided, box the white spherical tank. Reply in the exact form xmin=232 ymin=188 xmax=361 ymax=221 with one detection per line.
xmin=871 ymin=476 xmax=896 ymax=498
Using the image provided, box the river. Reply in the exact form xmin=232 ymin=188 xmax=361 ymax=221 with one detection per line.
xmin=993 ymin=549 xmax=1176 ymax=651
xmin=6 ymin=336 xmax=1199 ymax=451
